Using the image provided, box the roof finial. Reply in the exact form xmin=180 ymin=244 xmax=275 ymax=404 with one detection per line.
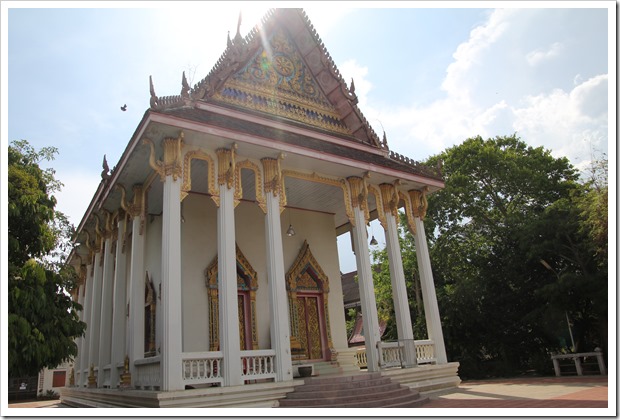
xmin=181 ymin=71 xmax=190 ymax=99
xmin=382 ymin=131 xmax=389 ymax=149
xmin=101 ymin=155 xmax=110 ymax=180
xmin=149 ymin=75 xmax=158 ymax=108
xmin=237 ymin=11 xmax=242 ymax=38
xmin=350 ymin=78 xmax=356 ymax=95
xmin=233 ymin=11 xmax=243 ymax=45
xmin=227 ymin=31 xmax=232 ymax=49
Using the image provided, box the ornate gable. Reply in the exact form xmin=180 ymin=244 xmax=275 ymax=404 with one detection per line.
xmin=150 ymin=8 xmax=386 ymax=149
xmin=213 ymin=25 xmax=350 ymax=135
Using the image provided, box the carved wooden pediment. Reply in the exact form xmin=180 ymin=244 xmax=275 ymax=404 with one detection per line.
xmin=205 ymin=244 xmax=258 ymax=291
xmin=286 ymin=240 xmax=329 ymax=293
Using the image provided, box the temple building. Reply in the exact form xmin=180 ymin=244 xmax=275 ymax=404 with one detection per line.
xmin=62 ymin=8 xmax=460 ymax=408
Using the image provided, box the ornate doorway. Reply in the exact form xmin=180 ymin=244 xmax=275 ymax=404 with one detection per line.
xmin=286 ymin=240 xmax=334 ymax=361
xmin=296 ymin=294 xmax=325 ymax=360
xmin=205 ymin=245 xmax=259 ymax=351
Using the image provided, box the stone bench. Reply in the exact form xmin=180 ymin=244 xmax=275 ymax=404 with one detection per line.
xmin=551 ymin=348 xmax=606 ymax=376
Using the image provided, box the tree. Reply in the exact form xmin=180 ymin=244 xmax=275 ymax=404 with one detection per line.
xmin=421 ymin=135 xmax=606 ymax=378
xmin=370 ymin=218 xmax=426 ymax=342
xmin=8 ymin=140 xmax=86 ymax=378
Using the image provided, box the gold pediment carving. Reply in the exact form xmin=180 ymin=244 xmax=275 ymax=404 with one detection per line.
xmin=286 ymin=240 xmax=329 ymax=293
xmin=205 ymin=244 xmax=258 ymax=291
xmin=213 ymin=26 xmax=350 ymax=135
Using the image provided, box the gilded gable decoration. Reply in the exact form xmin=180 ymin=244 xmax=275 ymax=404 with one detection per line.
xmin=213 ymin=26 xmax=350 ymax=135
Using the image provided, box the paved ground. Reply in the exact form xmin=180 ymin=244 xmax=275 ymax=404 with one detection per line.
xmin=423 ymin=375 xmax=609 ymax=408
xmin=7 ymin=375 xmax=610 ymax=410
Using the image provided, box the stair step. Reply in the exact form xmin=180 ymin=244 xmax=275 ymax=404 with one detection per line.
xmin=278 ymin=372 xmax=427 ymax=408
xmin=285 ymin=382 xmax=402 ymax=399
xmin=296 ymin=377 xmax=392 ymax=392
xmin=301 ymin=372 xmax=381 ymax=385
xmin=280 ymin=392 xmax=427 ymax=408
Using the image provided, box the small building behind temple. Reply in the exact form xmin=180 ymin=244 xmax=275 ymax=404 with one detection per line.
xmin=62 ymin=8 xmax=460 ymax=408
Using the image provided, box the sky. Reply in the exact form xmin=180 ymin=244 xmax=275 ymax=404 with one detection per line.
xmin=2 ymin=1 xmax=615 ymax=273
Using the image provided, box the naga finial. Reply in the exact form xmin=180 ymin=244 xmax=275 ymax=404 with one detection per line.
xmin=350 ymin=78 xmax=356 ymax=95
xmin=101 ymin=155 xmax=110 ymax=180
xmin=181 ymin=71 xmax=190 ymax=99
xmin=149 ymin=75 xmax=158 ymax=108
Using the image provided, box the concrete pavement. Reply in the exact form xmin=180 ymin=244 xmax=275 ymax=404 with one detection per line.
xmin=422 ymin=375 xmax=608 ymax=408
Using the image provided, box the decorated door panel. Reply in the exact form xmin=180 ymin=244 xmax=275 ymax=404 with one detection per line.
xmin=296 ymin=295 xmax=324 ymax=360
xmin=205 ymin=245 xmax=259 ymax=351
xmin=286 ymin=240 xmax=334 ymax=362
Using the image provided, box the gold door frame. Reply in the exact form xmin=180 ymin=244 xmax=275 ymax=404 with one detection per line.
xmin=205 ymin=244 xmax=259 ymax=351
xmin=286 ymin=240 xmax=335 ymax=361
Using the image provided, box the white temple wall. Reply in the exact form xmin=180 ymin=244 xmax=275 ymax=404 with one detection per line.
xmin=176 ymin=192 xmax=349 ymax=354
xmin=233 ymin=201 xmax=270 ymax=349
xmin=281 ymin=208 xmax=348 ymax=350
xmin=144 ymin=211 xmax=163 ymax=354
xmin=124 ymin=229 xmax=133 ymax=356
xmin=180 ymin=193 xmax=216 ymax=352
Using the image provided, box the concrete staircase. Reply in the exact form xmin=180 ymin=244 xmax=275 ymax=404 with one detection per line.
xmin=278 ymin=372 xmax=429 ymax=408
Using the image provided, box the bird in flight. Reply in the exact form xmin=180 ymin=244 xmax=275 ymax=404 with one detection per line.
xmin=121 ymin=104 xmax=127 ymax=111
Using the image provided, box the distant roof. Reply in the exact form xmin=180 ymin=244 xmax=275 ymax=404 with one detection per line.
xmin=341 ymin=271 xmax=360 ymax=309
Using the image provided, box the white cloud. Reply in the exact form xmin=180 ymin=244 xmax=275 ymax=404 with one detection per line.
xmin=343 ymin=9 xmax=609 ymax=168
xmin=442 ymin=9 xmax=514 ymax=102
xmin=511 ymin=74 xmax=608 ymax=161
xmin=338 ymin=59 xmax=372 ymax=109
xmin=526 ymin=42 xmax=564 ymax=66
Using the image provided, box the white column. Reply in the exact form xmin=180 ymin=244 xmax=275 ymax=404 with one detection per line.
xmin=384 ymin=212 xmax=417 ymax=367
xmin=160 ymin=173 xmax=183 ymax=391
xmin=413 ymin=217 xmax=447 ymax=364
xmin=74 ymin=282 xmax=85 ymax=385
xmin=218 ymin=183 xmax=242 ymax=386
xmin=110 ymin=215 xmax=128 ymax=388
xmin=80 ymin=264 xmax=93 ymax=386
xmin=128 ymin=211 xmax=145 ymax=385
xmin=351 ymin=206 xmax=381 ymax=372
xmin=98 ymin=235 xmax=115 ymax=387
xmin=88 ymin=251 xmax=103 ymax=378
xmin=264 ymin=187 xmax=293 ymax=382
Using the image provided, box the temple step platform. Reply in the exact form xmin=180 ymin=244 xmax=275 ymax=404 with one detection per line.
xmin=277 ymin=372 xmax=429 ymax=408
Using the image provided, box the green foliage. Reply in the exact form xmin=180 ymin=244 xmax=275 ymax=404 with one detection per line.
xmin=370 ymin=135 xmax=607 ymax=379
xmin=8 ymin=140 xmax=85 ymax=378
xmin=420 ymin=135 xmax=607 ymax=378
xmin=371 ymin=216 xmax=427 ymax=342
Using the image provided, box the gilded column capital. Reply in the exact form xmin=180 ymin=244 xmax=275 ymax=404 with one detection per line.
xmin=216 ymin=145 xmax=237 ymax=190
xmin=143 ymin=131 xmax=184 ymax=182
xmin=399 ymin=191 xmax=417 ymax=235
xmin=408 ymin=187 xmax=429 ymax=220
xmin=261 ymin=156 xmax=282 ymax=197
xmin=346 ymin=174 xmax=370 ymax=225
xmin=379 ymin=183 xmax=400 ymax=220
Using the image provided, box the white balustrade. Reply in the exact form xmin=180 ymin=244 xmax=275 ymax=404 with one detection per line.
xmin=181 ymin=352 xmax=223 ymax=386
xmin=355 ymin=339 xmax=436 ymax=369
xmin=102 ymin=365 xmax=111 ymax=387
xmin=240 ymin=350 xmax=276 ymax=382
xmin=355 ymin=348 xmax=368 ymax=368
xmin=415 ymin=339 xmax=437 ymax=364
xmin=134 ymin=356 xmax=161 ymax=390
xmin=377 ymin=341 xmax=404 ymax=368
